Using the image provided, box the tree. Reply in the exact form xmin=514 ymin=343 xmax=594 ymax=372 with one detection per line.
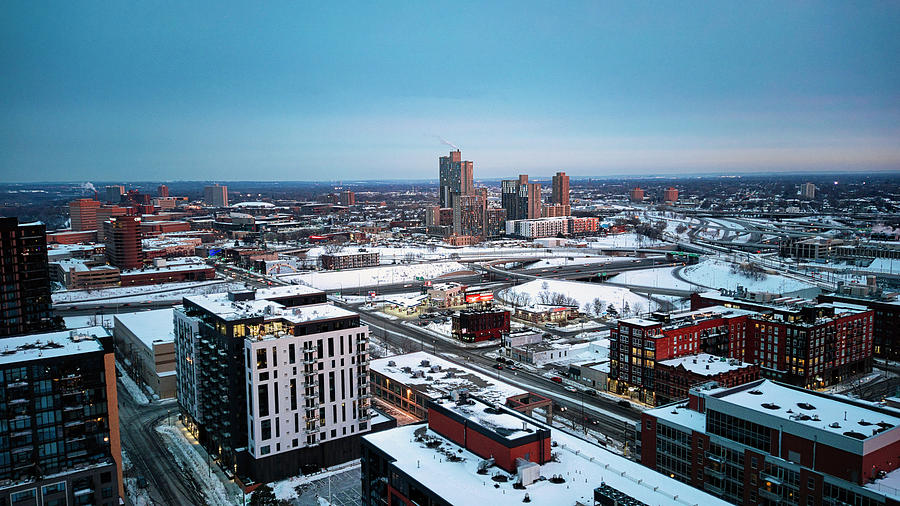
xmin=606 ymin=304 xmax=618 ymax=317
xmin=541 ymin=281 xmax=550 ymax=291
xmin=623 ymin=301 xmax=631 ymax=317
xmin=592 ymin=298 xmax=605 ymax=316
xmin=249 ymin=484 xmax=278 ymax=506
xmin=582 ymin=302 xmax=592 ymax=315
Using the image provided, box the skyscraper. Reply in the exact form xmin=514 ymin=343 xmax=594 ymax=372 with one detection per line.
xmin=0 ymin=326 xmax=124 ymax=504
xmin=104 ymin=185 xmax=124 ymax=204
xmin=630 ymin=187 xmax=644 ymax=202
xmin=157 ymin=184 xmax=169 ymax=197
xmin=203 ymin=184 xmax=229 ymax=207
xmin=551 ymin=171 xmax=569 ymax=206
xmin=69 ymin=198 xmax=101 ymax=231
xmin=800 ymin=182 xmax=816 ymax=200
xmin=501 ymin=175 xmax=541 ymax=220
xmin=438 ymin=150 xmax=474 ymax=207
xmin=663 ymin=187 xmax=679 ymax=204
xmin=104 ymin=216 xmax=143 ymax=270
xmin=0 ymin=218 xmax=56 ymax=337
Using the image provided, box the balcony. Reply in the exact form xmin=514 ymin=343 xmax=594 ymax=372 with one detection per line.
xmin=703 ymin=483 xmax=724 ymax=496
xmin=758 ymin=488 xmax=783 ymax=503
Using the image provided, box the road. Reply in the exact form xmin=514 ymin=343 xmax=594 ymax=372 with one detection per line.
xmin=117 ymin=380 xmax=204 ymax=505
xmin=342 ymin=302 xmax=640 ymax=441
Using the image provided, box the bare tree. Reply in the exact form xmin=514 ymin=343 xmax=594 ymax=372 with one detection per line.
xmin=592 ymin=298 xmax=605 ymax=316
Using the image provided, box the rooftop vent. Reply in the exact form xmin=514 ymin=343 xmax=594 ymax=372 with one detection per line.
xmin=844 ymin=431 xmax=867 ymax=440
xmin=761 ymin=403 xmax=780 ymax=410
xmin=797 ymin=402 xmax=816 ymax=410
xmin=859 ymin=420 xmax=873 ymax=426
xmin=387 ymin=360 xmax=396 ymax=367
xmin=420 ymin=359 xmax=430 ymax=367
xmin=829 ymin=422 xmax=841 ymax=428
xmin=748 ymin=390 xmax=763 ymax=395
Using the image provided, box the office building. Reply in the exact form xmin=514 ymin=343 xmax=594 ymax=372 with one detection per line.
xmin=501 ymin=175 xmax=541 ymax=220
xmin=630 ymin=187 xmax=644 ymax=203
xmin=104 ymin=216 xmax=143 ymax=270
xmin=361 ymin=394 xmax=728 ymax=506
xmin=174 ymin=286 xmax=378 ymax=482
xmin=0 ymin=326 xmax=123 ymax=505
xmin=104 ymin=185 xmax=124 ymax=204
xmin=438 ymin=150 xmax=474 ymax=208
xmin=68 ymin=198 xmax=101 ymax=231
xmin=801 ymin=182 xmax=816 ymax=200
xmin=157 ymin=184 xmax=169 ymax=197
xmin=0 ymin=218 xmax=56 ymax=338
xmin=93 ymin=206 xmax=127 ymax=242
xmin=203 ymin=184 xmax=229 ymax=207
xmin=663 ymin=187 xmax=679 ymax=204
xmin=320 ymin=251 xmax=380 ymax=270
xmin=113 ymin=308 xmax=177 ymax=399
xmin=339 ymin=190 xmax=355 ymax=206
xmin=643 ymin=379 xmax=900 ymax=505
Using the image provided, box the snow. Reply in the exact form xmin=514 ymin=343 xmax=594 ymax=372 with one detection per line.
xmin=370 ymin=351 xmax=526 ymax=406
xmin=113 ymin=308 xmax=176 ymax=348
xmin=64 ymin=314 xmax=115 ymax=329
xmin=280 ymin=261 xmax=472 ymax=290
xmin=52 ymin=279 xmax=243 ymax=304
xmin=155 ymin=424 xmax=237 ymax=506
xmin=363 ymin=423 xmax=730 ymax=506
xmin=867 ymin=467 xmax=900 ymax=499
xmin=609 ymin=266 xmax=699 ymax=290
xmin=584 ymin=233 xmax=668 ymax=249
xmin=0 ymin=327 xmax=107 ymax=365
xmin=498 ymin=278 xmax=659 ymax=316
xmin=116 ymin=362 xmax=149 ymax=405
xmin=679 ymin=258 xmax=816 ymax=294
xmin=659 ymin=353 xmax=754 ymax=376
xmin=525 ymin=255 xmax=619 ymax=269
xmin=272 ymin=460 xmax=361 ymax=501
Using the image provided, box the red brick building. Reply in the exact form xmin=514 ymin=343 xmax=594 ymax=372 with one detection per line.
xmin=654 ymin=353 xmax=759 ymax=405
xmin=68 ymin=198 xmax=101 ymax=231
xmin=452 ymin=308 xmax=510 ymax=342
xmin=104 ymin=216 xmax=143 ymax=270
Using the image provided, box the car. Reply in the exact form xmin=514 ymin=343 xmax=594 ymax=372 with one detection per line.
xmin=617 ymin=400 xmax=631 ymax=409
xmin=496 ymin=357 xmax=504 ymax=362
xmin=584 ymin=389 xmax=598 ymax=397
xmin=137 ymin=477 xmax=149 ymax=489
xmin=550 ymin=376 xmax=563 ymax=383
xmin=494 ymin=364 xmax=504 ymax=370
xmin=507 ymin=365 xmax=517 ymax=371
xmin=564 ymin=386 xmax=578 ymax=393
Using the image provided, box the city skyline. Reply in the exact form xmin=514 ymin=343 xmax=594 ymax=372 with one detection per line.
xmin=3 ymin=1 xmax=899 ymax=182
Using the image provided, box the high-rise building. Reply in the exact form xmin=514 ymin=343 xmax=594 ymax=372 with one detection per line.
xmin=157 ymin=184 xmax=169 ymax=197
xmin=501 ymin=175 xmax=541 ymax=220
xmin=94 ymin=206 xmax=127 ymax=242
xmin=438 ymin=150 xmax=474 ymax=208
xmin=0 ymin=218 xmax=56 ymax=338
xmin=551 ymin=171 xmax=569 ymax=206
xmin=339 ymin=190 xmax=355 ymax=206
xmin=104 ymin=185 xmax=124 ymax=204
xmin=174 ymin=286 xmax=377 ymax=482
xmin=801 ymin=182 xmax=816 ymax=200
xmin=203 ymin=184 xmax=229 ymax=207
xmin=630 ymin=187 xmax=644 ymax=202
xmin=69 ymin=198 xmax=101 ymax=231
xmin=104 ymin=216 xmax=143 ymax=270
xmin=0 ymin=326 xmax=124 ymax=504
xmin=663 ymin=187 xmax=679 ymax=204
xmin=642 ymin=379 xmax=900 ymax=505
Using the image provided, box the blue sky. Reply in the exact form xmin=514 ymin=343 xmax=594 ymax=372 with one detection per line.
xmin=2 ymin=1 xmax=899 ymax=182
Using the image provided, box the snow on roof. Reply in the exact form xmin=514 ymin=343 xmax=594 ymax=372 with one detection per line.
xmin=704 ymin=380 xmax=900 ymax=444
xmin=185 ymin=292 xmax=355 ymax=324
xmin=230 ymin=201 xmax=275 ymax=208
xmin=0 ymin=326 xmax=108 ymax=365
xmin=254 ymin=284 xmax=324 ymax=298
xmin=53 ymin=258 xmax=118 ymax=272
xmin=659 ymin=353 xmax=755 ymax=376
xmin=618 ymin=317 xmax=659 ymax=327
xmin=369 ymin=351 xmax=525 ymax=405
xmin=649 ymin=403 xmax=707 ymax=434
xmin=363 ymin=423 xmax=730 ymax=506
xmin=113 ymin=308 xmax=176 ymax=348
xmin=435 ymin=396 xmax=541 ymax=440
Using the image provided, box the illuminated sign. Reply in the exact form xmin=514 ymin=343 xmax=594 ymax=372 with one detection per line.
xmin=465 ymin=292 xmax=494 ymax=303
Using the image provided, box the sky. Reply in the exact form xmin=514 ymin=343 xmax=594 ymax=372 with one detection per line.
xmin=2 ymin=1 xmax=899 ymax=182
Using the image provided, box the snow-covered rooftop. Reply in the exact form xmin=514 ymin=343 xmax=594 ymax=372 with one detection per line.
xmin=254 ymin=284 xmax=324 ymax=299
xmin=113 ymin=308 xmax=176 ymax=348
xmin=363 ymin=423 xmax=730 ymax=506
xmin=185 ymin=292 xmax=354 ymax=324
xmin=658 ymin=353 xmax=755 ymax=376
xmin=0 ymin=326 xmax=108 ymax=365
xmin=370 ymin=351 xmax=525 ymax=405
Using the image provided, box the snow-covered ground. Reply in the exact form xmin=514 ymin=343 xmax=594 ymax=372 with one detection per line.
xmin=498 ymin=278 xmax=659 ymax=316
xmin=116 ymin=362 xmax=149 ymax=405
xmin=609 ymin=266 xmax=699 ymax=290
xmin=64 ymin=314 xmax=115 ymax=329
xmin=303 ymin=243 xmax=552 ymax=264
xmin=280 ymin=261 xmax=471 ymax=290
xmin=272 ymin=460 xmax=361 ymax=502
xmin=156 ymin=424 xmax=238 ymax=506
xmin=584 ymin=233 xmax=668 ymax=249
xmin=122 ymin=449 xmax=154 ymax=506
xmin=680 ymin=259 xmax=817 ymax=294
xmin=53 ymin=280 xmax=246 ymax=304
xmin=525 ymin=255 xmax=620 ymax=269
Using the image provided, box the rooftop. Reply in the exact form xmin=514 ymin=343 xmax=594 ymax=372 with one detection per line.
xmin=658 ymin=353 xmax=755 ymax=376
xmin=434 ymin=396 xmax=543 ymax=440
xmin=0 ymin=327 xmax=108 ymax=365
xmin=113 ymin=308 xmax=176 ymax=348
xmin=363 ymin=423 xmax=729 ymax=506
xmin=186 ymin=291 xmax=355 ymax=324
xmin=369 ymin=351 xmax=525 ymax=406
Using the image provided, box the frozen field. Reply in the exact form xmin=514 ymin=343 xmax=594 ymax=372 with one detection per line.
xmin=280 ymin=261 xmax=471 ymax=290
xmin=498 ymin=278 xmax=659 ymax=316
xmin=680 ymin=259 xmax=816 ymax=294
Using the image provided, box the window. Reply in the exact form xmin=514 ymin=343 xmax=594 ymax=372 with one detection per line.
xmin=257 ymin=348 xmax=267 ymax=369
xmin=261 ymin=420 xmax=272 ymax=440
xmin=260 ymin=445 xmax=270 ymax=455
xmin=42 ymin=483 xmax=65 ymax=495
xmin=289 ymin=344 xmax=296 ymax=364
xmin=11 ymin=489 xmax=36 ymax=503
xmin=258 ymin=385 xmax=269 ymax=417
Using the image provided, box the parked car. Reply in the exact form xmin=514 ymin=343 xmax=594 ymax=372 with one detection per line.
xmin=584 ymin=389 xmax=598 ymax=397
xmin=550 ymin=376 xmax=563 ymax=383
xmin=494 ymin=364 xmax=504 ymax=370
xmin=564 ymin=386 xmax=578 ymax=393
xmin=617 ymin=400 xmax=631 ymax=409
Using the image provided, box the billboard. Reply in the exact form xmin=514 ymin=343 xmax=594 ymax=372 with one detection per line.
xmin=465 ymin=292 xmax=494 ymax=303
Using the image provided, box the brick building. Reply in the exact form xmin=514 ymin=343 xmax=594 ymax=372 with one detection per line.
xmin=104 ymin=216 xmax=143 ymax=270
xmin=320 ymin=251 xmax=379 ymax=270
xmin=451 ymin=308 xmax=510 ymax=342
xmin=654 ymin=353 xmax=760 ymax=405
xmin=69 ymin=198 xmax=101 ymax=231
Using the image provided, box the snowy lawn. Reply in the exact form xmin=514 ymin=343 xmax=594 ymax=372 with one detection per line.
xmin=498 ymin=278 xmax=659 ymax=317
xmin=53 ymin=280 xmax=247 ymax=304
xmin=608 ymin=266 xmax=699 ymax=290
xmin=679 ymin=259 xmax=816 ymax=294
xmin=280 ymin=262 xmax=471 ymax=290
